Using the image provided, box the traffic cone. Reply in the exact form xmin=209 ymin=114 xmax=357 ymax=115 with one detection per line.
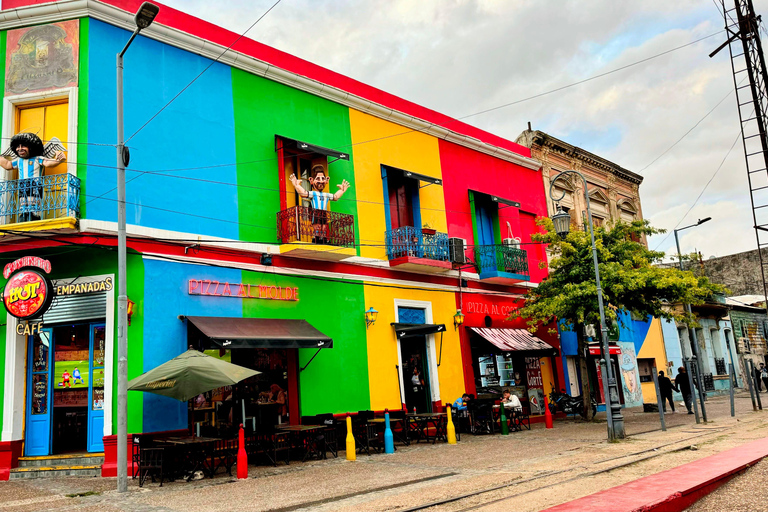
xmin=237 ymin=424 xmax=248 ymax=479
xmin=345 ymin=415 xmax=356 ymax=461
xmin=446 ymin=405 xmax=457 ymax=444
xmin=544 ymin=397 xmax=554 ymax=429
xmin=384 ymin=409 xmax=394 ymax=454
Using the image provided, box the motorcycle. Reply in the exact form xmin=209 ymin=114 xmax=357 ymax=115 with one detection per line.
xmin=548 ymin=389 xmax=597 ymax=417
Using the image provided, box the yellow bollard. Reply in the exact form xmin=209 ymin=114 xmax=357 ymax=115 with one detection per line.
xmin=345 ymin=415 xmax=356 ymax=461
xmin=446 ymin=404 xmax=457 ymax=445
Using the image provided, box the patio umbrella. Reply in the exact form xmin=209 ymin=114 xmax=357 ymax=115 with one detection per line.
xmin=128 ymin=348 xmax=260 ymax=401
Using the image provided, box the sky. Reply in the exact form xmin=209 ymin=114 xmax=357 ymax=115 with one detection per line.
xmin=156 ymin=1 xmax=766 ymax=259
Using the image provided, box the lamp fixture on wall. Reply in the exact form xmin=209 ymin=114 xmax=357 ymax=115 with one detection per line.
xmin=453 ymin=309 xmax=465 ymax=330
xmin=365 ymin=307 xmax=378 ymax=329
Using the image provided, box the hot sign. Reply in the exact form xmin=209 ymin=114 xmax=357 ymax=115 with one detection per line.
xmin=3 ymin=269 xmax=53 ymax=320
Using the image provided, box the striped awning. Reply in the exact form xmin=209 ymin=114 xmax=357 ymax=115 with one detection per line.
xmin=470 ymin=327 xmax=557 ymax=355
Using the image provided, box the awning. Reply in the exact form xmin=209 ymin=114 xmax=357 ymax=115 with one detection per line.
xmin=391 ymin=323 xmax=447 ymax=339
xmin=588 ymin=343 xmax=621 ymax=356
xmin=385 ymin=165 xmax=442 ymax=186
xmin=275 ymin=135 xmax=350 ymax=161
xmin=469 ymin=190 xmax=520 ymax=208
xmin=470 ymin=327 xmax=557 ymax=356
xmin=186 ymin=316 xmax=332 ymax=349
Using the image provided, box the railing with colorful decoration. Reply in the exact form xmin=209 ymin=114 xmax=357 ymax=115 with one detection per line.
xmin=276 ymin=205 xmax=355 ymax=247
xmin=385 ymin=226 xmax=450 ymax=261
xmin=474 ymin=244 xmax=529 ymax=278
xmin=0 ymin=174 xmax=80 ymax=224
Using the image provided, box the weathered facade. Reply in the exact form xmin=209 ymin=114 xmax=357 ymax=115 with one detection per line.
xmin=702 ymin=248 xmax=768 ymax=297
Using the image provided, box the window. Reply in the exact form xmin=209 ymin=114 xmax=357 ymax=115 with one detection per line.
xmin=636 ymin=358 xmax=655 ymax=383
xmin=14 ymin=100 xmax=69 ymax=179
xmin=280 ymin=146 xmax=327 ymax=209
xmin=387 ymin=171 xmax=416 ymax=230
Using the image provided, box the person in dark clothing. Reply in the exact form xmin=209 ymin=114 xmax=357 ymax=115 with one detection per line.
xmin=675 ymin=366 xmax=694 ymax=414
xmin=658 ymin=371 xmax=678 ymax=413
xmin=754 ymin=363 xmax=763 ymax=392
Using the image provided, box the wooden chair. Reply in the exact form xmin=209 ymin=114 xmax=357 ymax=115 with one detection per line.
xmin=352 ymin=414 xmax=380 ymax=455
xmin=138 ymin=446 xmax=166 ymax=487
xmin=256 ymin=422 xmax=290 ymax=466
xmin=387 ymin=410 xmax=410 ymax=446
xmin=132 ymin=434 xmax=153 ymax=480
xmin=316 ymin=413 xmax=339 ymax=458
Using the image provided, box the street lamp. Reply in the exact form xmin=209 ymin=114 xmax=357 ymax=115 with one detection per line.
xmin=549 ymin=172 xmax=625 ymax=441
xmin=673 ymin=217 xmax=712 ymax=423
xmin=116 ymin=2 xmax=159 ymax=494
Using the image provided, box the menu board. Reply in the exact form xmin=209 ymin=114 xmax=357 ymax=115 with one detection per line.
xmin=31 ymin=374 xmax=47 ymax=414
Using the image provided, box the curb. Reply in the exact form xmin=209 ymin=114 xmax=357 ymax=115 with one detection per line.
xmin=540 ymin=436 xmax=768 ymax=512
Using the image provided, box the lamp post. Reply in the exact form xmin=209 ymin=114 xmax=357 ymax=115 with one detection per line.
xmin=116 ymin=2 xmax=159 ymax=494
xmin=673 ymin=217 xmax=711 ymax=423
xmin=549 ymin=171 xmax=624 ymax=441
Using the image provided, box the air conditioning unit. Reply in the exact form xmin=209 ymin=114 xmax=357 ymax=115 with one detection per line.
xmin=448 ymin=237 xmax=467 ymax=265
xmin=502 ymin=237 xmax=521 ymax=249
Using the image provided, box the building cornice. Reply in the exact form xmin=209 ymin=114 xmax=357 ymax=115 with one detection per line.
xmin=528 ymin=131 xmax=643 ymax=185
xmin=0 ymin=0 xmax=541 ymax=171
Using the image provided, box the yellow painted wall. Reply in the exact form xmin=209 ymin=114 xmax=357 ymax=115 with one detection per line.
xmin=637 ymin=318 xmax=669 ymax=403
xmin=540 ymin=357 xmax=554 ymax=399
xmin=363 ymin=283 xmax=465 ymax=411
xmin=348 ymin=109 xmax=446 ymax=260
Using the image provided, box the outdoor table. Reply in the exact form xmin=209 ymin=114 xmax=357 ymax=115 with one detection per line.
xmin=276 ymin=425 xmax=326 ymax=461
xmin=369 ymin=417 xmax=409 ymax=445
xmin=406 ymin=413 xmax=447 ymax=444
xmin=156 ymin=436 xmax=219 ymax=480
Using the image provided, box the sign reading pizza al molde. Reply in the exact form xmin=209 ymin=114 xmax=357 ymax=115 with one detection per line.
xmin=3 ymin=257 xmax=54 ymax=320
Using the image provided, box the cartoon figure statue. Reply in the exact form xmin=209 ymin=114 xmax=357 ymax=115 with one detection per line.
xmin=61 ymin=369 xmax=71 ymax=388
xmin=289 ymin=164 xmax=350 ymax=243
xmin=0 ymin=133 xmax=66 ymax=222
xmin=72 ymin=366 xmax=84 ymax=385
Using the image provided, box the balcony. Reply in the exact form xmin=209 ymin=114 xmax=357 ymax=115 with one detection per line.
xmin=474 ymin=244 xmax=529 ymax=284
xmin=385 ymin=226 xmax=451 ymax=273
xmin=0 ymin=174 xmax=80 ymax=231
xmin=276 ymin=205 xmax=356 ymax=261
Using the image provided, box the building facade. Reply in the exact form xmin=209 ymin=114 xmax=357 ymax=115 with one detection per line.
xmin=516 ymin=128 xmax=669 ymax=408
xmin=0 ymin=0 xmax=562 ymax=478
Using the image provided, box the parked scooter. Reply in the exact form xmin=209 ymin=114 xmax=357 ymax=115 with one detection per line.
xmin=548 ymin=389 xmax=597 ymax=417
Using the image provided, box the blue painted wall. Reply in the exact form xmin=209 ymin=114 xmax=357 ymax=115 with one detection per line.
xmin=141 ymin=258 xmax=243 ymax=432
xmin=86 ymin=19 xmax=239 ymax=238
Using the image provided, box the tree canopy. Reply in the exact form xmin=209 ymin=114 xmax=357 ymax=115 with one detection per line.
xmin=517 ymin=219 xmax=725 ymax=332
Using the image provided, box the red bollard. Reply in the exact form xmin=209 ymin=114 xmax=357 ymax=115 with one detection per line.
xmin=544 ymin=397 xmax=554 ymax=429
xmin=237 ymin=423 xmax=248 ymax=479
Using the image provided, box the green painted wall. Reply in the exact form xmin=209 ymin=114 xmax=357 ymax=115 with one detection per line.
xmin=77 ymin=18 xmax=89 ymax=218
xmin=231 ymin=69 xmax=359 ymax=250
xmin=240 ymin=270 xmax=370 ymax=415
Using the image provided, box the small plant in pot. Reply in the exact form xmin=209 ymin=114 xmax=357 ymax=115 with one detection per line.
xmin=422 ymin=223 xmax=437 ymax=236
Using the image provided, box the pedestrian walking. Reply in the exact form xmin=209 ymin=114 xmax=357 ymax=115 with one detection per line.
xmin=760 ymin=363 xmax=768 ymax=393
xmin=754 ymin=363 xmax=763 ymax=392
xmin=658 ymin=371 xmax=677 ymax=412
xmin=675 ymin=366 xmax=694 ymax=414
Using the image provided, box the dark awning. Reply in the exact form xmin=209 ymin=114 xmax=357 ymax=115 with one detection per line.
xmin=275 ymin=135 xmax=350 ymax=161
xmin=469 ymin=190 xmax=521 ymax=208
xmin=469 ymin=327 xmax=557 ymax=356
xmin=186 ymin=316 xmax=332 ymax=349
xmin=385 ymin=165 xmax=442 ymax=186
xmin=391 ymin=323 xmax=447 ymax=339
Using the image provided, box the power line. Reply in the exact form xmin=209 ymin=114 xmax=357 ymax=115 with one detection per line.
xmin=125 ymin=0 xmax=283 ymax=144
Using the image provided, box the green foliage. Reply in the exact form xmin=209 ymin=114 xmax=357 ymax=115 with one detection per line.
xmin=517 ymin=219 xmax=725 ymax=331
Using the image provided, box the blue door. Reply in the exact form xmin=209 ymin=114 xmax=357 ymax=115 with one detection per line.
xmin=476 ymin=201 xmax=497 ymax=270
xmin=87 ymin=324 xmax=105 ymax=452
xmin=25 ymin=328 xmax=52 ymax=456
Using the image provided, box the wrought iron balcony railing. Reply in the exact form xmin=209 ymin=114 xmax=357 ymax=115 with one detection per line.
xmin=0 ymin=174 xmax=80 ymax=224
xmin=385 ymin=226 xmax=449 ymax=261
xmin=714 ymin=357 xmax=727 ymax=376
xmin=474 ymin=244 xmax=529 ymax=278
xmin=276 ymin=205 xmax=355 ymax=247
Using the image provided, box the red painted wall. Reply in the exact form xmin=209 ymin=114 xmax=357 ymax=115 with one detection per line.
xmin=439 ymin=139 xmax=548 ymax=284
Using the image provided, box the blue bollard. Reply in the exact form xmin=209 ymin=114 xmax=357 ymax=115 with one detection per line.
xmin=384 ymin=409 xmax=394 ymax=454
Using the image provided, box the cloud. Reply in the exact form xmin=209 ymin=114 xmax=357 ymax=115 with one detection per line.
xmin=157 ymin=0 xmax=766 ymax=260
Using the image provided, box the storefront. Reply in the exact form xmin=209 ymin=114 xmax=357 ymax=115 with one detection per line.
xmin=457 ymin=292 xmax=562 ymax=414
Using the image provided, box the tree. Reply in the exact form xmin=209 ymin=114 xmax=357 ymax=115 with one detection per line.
xmin=517 ymin=219 xmax=725 ymax=419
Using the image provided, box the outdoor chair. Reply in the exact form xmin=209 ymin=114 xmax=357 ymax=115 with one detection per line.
xmin=352 ymin=414 xmax=380 ymax=455
xmin=387 ymin=410 xmax=409 ymax=445
xmin=212 ymin=437 xmax=237 ymax=476
xmin=138 ymin=446 xmax=166 ymax=487
xmin=256 ymin=422 xmax=290 ymax=466
xmin=316 ymin=413 xmax=339 ymax=458
xmin=469 ymin=400 xmax=495 ymax=435
xmin=356 ymin=410 xmax=375 ymax=420
xmin=132 ymin=434 xmax=154 ymax=479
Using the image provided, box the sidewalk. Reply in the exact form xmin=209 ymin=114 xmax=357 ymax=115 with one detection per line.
xmin=0 ymin=392 xmax=766 ymax=512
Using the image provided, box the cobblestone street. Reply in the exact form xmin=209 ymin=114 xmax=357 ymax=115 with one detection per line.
xmin=0 ymin=392 xmax=766 ymax=511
